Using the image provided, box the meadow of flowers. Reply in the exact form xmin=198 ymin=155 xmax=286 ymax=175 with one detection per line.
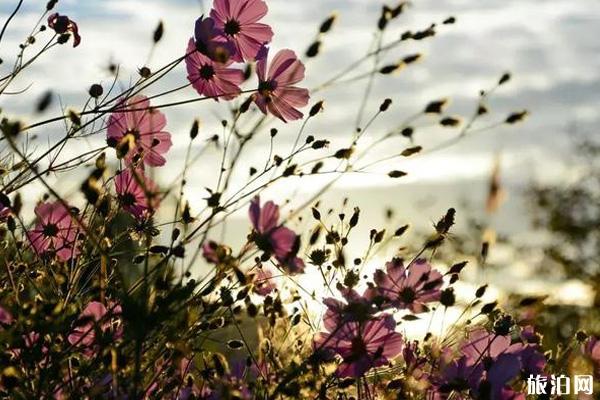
xmin=0 ymin=0 xmax=599 ymax=399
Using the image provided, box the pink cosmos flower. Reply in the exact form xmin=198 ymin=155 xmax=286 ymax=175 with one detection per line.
xmin=252 ymin=267 xmax=276 ymax=296
xmin=47 ymin=13 xmax=81 ymax=47
xmin=373 ymin=258 xmax=443 ymax=312
xmin=322 ymin=286 xmax=377 ymax=332
xmin=194 ymin=16 xmax=236 ymax=62
xmin=114 ymin=168 xmax=160 ymax=219
xmin=460 ymin=328 xmax=512 ymax=361
xmin=210 ymin=0 xmax=273 ymax=62
xmin=249 ymin=196 xmax=305 ymax=274
xmin=27 ymin=201 xmax=80 ymax=262
xmin=275 ymin=249 xmax=306 ymax=275
xmin=432 ymin=328 xmax=545 ymax=400
xmin=313 ymin=315 xmax=403 ymax=377
xmin=255 ymin=48 xmax=310 ymax=122
xmin=185 ymin=38 xmax=244 ymax=100
xmin=107 ymin=95 xmax=172 ymax=167
xmin=9 ymin=332 xmax=50 ymax=368
xmin=202 ymin=240 xmax=221 ymax=264
xmin=0 ymin=305 xmax=12 ymax=326
xmin=68 ymin=301 xmax=122 ymax=357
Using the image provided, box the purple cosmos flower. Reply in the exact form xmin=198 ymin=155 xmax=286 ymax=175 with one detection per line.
xmin=322 ymin=285 xmax=378 ymax=332
xmin=254 ymin=48 xmax=310 ymax=122
xmin=433 ymin=355 xmax=485 ymax=399
xmin=107 ymin=95 xmax=172 ymax=167
xmin=313 ymin=315 xmax=403 ymax=377
xmin=373 ymin=258 xmax=443 ymax=312
xmin=27 ymin=201 xmax=81 ymax=262
xmin=210 ymin=0 xmax=274 ymax=62
xmin=460 ymin=328 xmax=512 ymax=361
xmin=520 ymin=325 xmax=541 ymax=344
xmin=273 ymin=245 xmax=305 ymax=275
xmin=185 ymin=38 xmax=244 ymax=100
xmin=434 ymin=328 xmax=545 ymax=400
xmin=47 ymin=13 xmax=81 ymax=47
xmin=249 ymin=196 xmax=305 ymax=274
xmin=114 ymin=168 xmax=160 ymax=219
xmin=402 ymin=341 xmax=430 ymax=381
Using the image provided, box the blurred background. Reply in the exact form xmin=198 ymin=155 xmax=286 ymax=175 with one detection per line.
xmin=1 ymin=0 xmax=600 ymax=337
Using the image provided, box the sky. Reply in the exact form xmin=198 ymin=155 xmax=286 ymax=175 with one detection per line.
xmin=1 ymin=0 xmax=599 ymax=304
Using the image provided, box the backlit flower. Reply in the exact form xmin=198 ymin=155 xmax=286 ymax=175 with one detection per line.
xmin=252 ymin=267 xmax=276 ymax=296
xmin=194 ymin=16 xmax=236 ymax=62
xmin=313 ymin=315 xmax=403 ymax=377
xmin=210 ymin=0 xmax=273 ymax=62
xmin=249 ymin=196 xmax=304 ymax=274
xmin=114 ymin=168 xmax=160 ymax=219
xmin=254 ymin=48 xmax=310 ymax=122
xmin=107 ymin=95 xmax=172 ymax=167
xmin=47 ymin=13 xmax=81 ymax=47
xmin=27 ymin=201 xmax=80 ymax=262
xmin=322 ymin=286 xmax=377 ymax=332
xmin=185 ymin=38 xmax=244 ymax=100
xmin=373 ymin=258 xmax=443 ymax=312
xmin=432 ymin=328 xmax=545 ymax=400
xmin=68 ymin=301 xmax=122 ymax=357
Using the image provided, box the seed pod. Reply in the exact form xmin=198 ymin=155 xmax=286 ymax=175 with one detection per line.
xmin=403 ymin=53 xmax=421 ymax=64
xmin=36 ymin=91 xmax=53 ymax=113
xmin=311 ymin=208 xmax=321 ymax=220
xmin=401 ymin=146 xmax=422 ymax=157
xmin=334 ymin=148 xmax=353 ymax=159
xmin=153 ymin=21 xmax=164 ymax=43
xmin=388 ymin=170 xmax=407 ymax=178
xmin=306 ymin=41 xmax=321 ymax=58
xmin=309 ymin=101 xmax=324 ymax=117
xmin=349 ymin=207 xmax=360 ymax=227
xmin=138 ymin=67 xmax=151 ymax=78
xmin=424 ymin=99 xmax=448 ymax=114
xmin=498 ymin=72 xmax=511 ymax=85
xmin=89 ymin=84 xmax=103 ymax=98
xmin=189 ymin=119 xmax=200 ymax=140
xmin=505 ymin=110 xmax=528 ymax=124
xmin=440 ymin=288 xmax=456 ymax=307
xmin=319 ymin=14 xmax=337 ymax=33
xmin=448 ymin=261 xmax=468 ymax=275
xmin=440 ymin=117 xmax=461 ymax=127
xmin=443 ymin=16 xmax=456 ymax=24
xmin=475 ymin=285 xmax=488 ymax=298
xmin=311 ymin=140 xmax=329 ymax=150
xmin=481 ymin=301 xmax=497 ymax=314
xmin=379 ymin=98 xmax=392 ymax=112
xmin=401 ymin=127 xmax=414 ymax=138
